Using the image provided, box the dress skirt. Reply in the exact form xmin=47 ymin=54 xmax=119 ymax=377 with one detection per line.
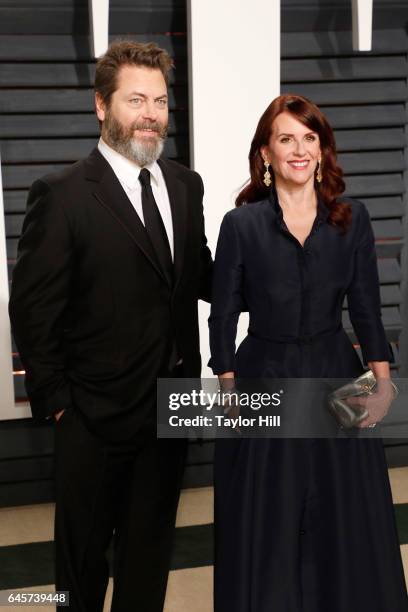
xmin=213 ymin=333 xmax=408 ymax=612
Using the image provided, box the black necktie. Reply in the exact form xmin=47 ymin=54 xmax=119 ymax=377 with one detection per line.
xmin=138 ymin=168 xmax=173 ymax=285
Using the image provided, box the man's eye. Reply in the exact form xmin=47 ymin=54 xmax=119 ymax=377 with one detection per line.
xmin=130 ymin=98 xmax=142 ymax=104
xmin=156 ymin=99 xmax=167 ymax=107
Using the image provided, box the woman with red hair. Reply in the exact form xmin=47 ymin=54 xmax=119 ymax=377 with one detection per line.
xmin=209 ymin=94 xmax=407 ymax=611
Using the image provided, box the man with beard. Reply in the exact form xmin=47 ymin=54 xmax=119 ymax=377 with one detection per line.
xmin=9 ymin=41 xmax=213 ymax=611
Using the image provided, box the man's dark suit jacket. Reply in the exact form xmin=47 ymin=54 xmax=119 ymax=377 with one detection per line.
xmin=9 ymin=147 xmax=213 ymax=440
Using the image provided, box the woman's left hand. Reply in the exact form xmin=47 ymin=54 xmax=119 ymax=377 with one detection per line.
xmin=345 ymin=378 xmax=396 ymax=428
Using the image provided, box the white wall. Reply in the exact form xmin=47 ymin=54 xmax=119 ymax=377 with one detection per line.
xmin=187 ymin=0 xmax=281 ymax=375
xmin=88 ymin=0 xmax=110 ymax=58
xmin=352 ymin=0 xmax=373 ymax=51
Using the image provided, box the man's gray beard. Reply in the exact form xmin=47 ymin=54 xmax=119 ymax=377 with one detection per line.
xmin=124 ymin=137 xmax=164 ymax=167
xmin=102 ymin=111 xmax=167 ymax=167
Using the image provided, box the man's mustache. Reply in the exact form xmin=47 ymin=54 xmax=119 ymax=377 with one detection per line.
xmin=131 ymin=121 xmax=166 ymax=135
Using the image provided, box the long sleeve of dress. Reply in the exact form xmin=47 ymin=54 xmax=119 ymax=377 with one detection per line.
xmin=346 ymin=203 xmax=394 ymax=365
xmin=208 ymin=212 xmax=246 ymax=374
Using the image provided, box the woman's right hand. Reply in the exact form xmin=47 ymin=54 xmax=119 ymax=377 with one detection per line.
xmin=219 ymin=373 xmax=236 ymax=392
xmin=219 ymin=373 xmax=239 ymax=414
xmin=218 ymin=374 xmax=242 ymax=431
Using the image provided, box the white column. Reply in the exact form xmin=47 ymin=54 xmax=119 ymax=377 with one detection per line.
xmin=352 ymin=0 xmax=373 ymax=51
xmin=0 ymin=153 xmax=19 ymax=419
xmin=88 ymin=0 xmax=110 ymax=58
xmin=187 ymin=0 xmax=281 ymax=376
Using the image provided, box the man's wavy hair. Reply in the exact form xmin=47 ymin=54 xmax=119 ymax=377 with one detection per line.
xmin=236 ymin=94 xmax=351 ymax=231
xmin=95 ymin=40 xmax=174 ymax=108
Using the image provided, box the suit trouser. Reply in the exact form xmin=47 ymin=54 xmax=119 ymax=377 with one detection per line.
xmin=53 ymin=406 xmax=187 ymax=612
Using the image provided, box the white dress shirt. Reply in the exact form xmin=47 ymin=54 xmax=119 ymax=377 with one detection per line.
xmin=97 ymin=137 xmax=174 ymax=260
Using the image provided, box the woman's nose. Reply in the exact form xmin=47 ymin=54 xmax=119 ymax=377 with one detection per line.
xmin=293 ymin=140 xmax=306 ymax=156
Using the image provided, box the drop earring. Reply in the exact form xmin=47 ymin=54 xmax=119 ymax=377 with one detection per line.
xmin=263 ymin=160 xmax=272 ymax=187
xmin=316 ymin=158 xmax=323 ymax=183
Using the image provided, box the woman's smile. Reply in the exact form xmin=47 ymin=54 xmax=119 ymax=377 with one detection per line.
xmin=287 ymin=159 xmax=310 ymax=169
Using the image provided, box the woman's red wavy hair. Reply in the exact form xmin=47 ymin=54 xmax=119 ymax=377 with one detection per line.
xmin=236 ymin=94 xmax=351 ymax=231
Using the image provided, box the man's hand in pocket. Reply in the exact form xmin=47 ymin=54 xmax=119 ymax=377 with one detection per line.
xmin=54 ymin=409 xmax=65 ymax=422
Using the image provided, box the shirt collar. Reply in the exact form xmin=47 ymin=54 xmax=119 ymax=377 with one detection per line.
xmin=98 ymin=137 xmax=161 ymax=190
xmin=268 ymin=186 xmax=330 ymax=225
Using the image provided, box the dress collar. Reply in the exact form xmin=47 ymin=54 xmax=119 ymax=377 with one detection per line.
xmin=268 ymin=186 xmax=330 ymax=226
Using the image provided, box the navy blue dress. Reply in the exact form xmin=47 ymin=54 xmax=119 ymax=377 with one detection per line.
xmin=209 ymin=191 xmax=408 ymax=612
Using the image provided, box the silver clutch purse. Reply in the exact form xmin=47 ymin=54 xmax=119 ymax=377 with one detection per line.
xmin=327 ymin=370 xmax=398 ymax=429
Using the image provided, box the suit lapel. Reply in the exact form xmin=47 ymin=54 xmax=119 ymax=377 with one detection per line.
xmin=85 ymin=148 xmax=168 ymax=285
xmin=158 ymin=158 xmax=188 ymax=293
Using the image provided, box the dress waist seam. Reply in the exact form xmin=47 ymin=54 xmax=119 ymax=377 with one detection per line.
xmin=247 ymin=324 xmax=344 ymax=345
